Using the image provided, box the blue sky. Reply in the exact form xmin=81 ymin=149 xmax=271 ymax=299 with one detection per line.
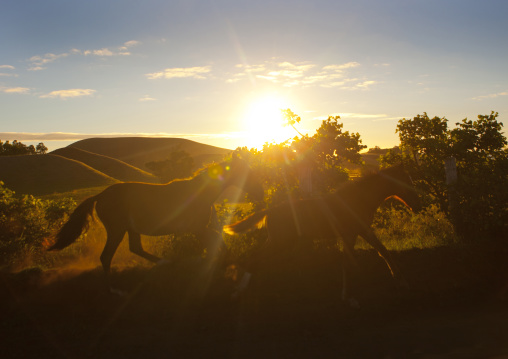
xmin=1 ymin=0 xmax=507 ymax=151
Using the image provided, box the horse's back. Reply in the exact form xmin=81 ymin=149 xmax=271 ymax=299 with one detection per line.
xmin=94 ymin=181 xmax=213 ymax=236
xmin=266 ymin=196 xmax=358 ymax=242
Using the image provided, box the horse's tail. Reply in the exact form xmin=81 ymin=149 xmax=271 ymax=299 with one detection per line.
xmin=223 ymin=209 xmax=268 ymax=235
xmin=48 ymin=195 xmax=98 ymax=251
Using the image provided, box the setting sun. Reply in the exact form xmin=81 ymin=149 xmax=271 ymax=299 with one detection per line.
xmin=242 ymin=96 xmax=296 ymax=149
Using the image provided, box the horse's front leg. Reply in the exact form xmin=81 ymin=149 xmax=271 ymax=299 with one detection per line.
xmin=360 ymin=229 xmax=407 ymax=288
xmin=231 ymin=234 xmax=276 ymax=300
xmin=341 ymin=236 xmax=360 ymax=309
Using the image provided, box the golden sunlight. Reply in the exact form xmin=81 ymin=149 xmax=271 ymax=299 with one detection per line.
xmin=242 ymin=96 xmax=296 ymax=149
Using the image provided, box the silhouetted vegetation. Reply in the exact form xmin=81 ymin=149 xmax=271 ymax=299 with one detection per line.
xmin=380 ymin=111 xmax=508 ymax=239
xmin=0 ymin=140 xmax=47 ymax=156
xmin=0 ymin=182 xmax=75 ymax=269
xmin=145 ymin=147 xmax=195 ymax=182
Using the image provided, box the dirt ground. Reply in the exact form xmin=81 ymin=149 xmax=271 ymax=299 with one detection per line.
xmin=2 ymin=241 xmax=508 ymax=359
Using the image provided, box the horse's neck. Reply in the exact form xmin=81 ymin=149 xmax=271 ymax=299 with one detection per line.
xmin=188 ymin=173 xmax=227 ymax=203
xmin=357 ymin=177 xmax=394 ymax=210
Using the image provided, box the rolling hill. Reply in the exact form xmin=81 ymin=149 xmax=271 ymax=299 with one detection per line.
xmin=0 ymin=154 xmax=118 ymax=196
xmin=51 ymin=146 xmax=158 ymax=183
xmin=69 ymin=137 xmax=231 ymax=171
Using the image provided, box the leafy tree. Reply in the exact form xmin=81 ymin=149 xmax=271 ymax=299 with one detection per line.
xmin=0 ymin=140 xmax=48 ymax=156
xmin=36 ymin=142 xmax=48 ymax=154
xmin=146 ymin=148 xmax=195 ymax=183
xmin=237 ymin=111 xmax=367 ymax=205
xmin=380 ymin=111 xmax=508 ymax=239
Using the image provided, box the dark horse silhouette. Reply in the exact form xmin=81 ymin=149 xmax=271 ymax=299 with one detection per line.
xmin=224 ymin=165 xmax=418 ymax=307
xmin=49 ymin=156 xmax=263 ymax=285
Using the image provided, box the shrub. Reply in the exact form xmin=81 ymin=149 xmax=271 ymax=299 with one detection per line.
xmin=372 ymin=204 xmax=457 ymax=250
xmin=0 ymin=182 xmax=75 ymax=269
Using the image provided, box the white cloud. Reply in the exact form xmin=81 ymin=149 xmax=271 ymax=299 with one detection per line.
xmin=40 ymin=89 xmax=96 ymax=99
xmin=84 ymin=48 xmax=114 ymax=56
xmin=322 ymin=62 xmax=360 ymax=71
xmin=139 ymin=95 xmax=157 ymax=101
xmin=355 ymin=80 xmax=377 ymax=89
xmin=0 ymin=65 xmax=15 ymax=70
xmin=1 ymin=87 xmax=31 ymax=94
xmin=123 ymin=40 xmax=140 ymax=48
xmin=83 ymin=41 xmax=138 ymax=56
xmin=27 ymin=40 xmax=141 ymax=70
xmin=146 ymin=66 xmax=211 ymax=80
xmin=228 ymin=60 xmax=375 ymax=89
xmin=312 ymin=113 xmax=401 ymax=122
xmin=28 ymin=53 xmax=69 ymax=70
xmin=472 ymin=91 xmax=508 ymax=101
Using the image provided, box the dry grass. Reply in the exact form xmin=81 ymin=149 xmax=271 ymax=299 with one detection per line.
xmin=0 ymin=154 xmax=118 ymax=196
xmin=52 ymin=147 xmax=158 ymax=183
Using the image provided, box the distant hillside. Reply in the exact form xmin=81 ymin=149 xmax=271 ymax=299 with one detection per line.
xmin=0 ymin=154 xmax=118 ymax=196
xmin=51 ymin=147 xmax=159 ymax=183
xmin=69 ymin=137 xmax=231 ymax=171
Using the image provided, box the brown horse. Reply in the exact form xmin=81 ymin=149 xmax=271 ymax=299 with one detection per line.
xmin=49 ymin=156 xmax=263 ymax=282
xmin=224 ymin=165 xmax=418 ymax=307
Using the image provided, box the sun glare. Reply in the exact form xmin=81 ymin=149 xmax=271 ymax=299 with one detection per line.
xmin=243 ymin=96 xmax=295 ymax=149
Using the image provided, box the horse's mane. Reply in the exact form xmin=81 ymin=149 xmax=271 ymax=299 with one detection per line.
xmin=334 ymin=165 xmax=404 ymax=192
xmin=162 ymin=158 xmax=231 ymax=184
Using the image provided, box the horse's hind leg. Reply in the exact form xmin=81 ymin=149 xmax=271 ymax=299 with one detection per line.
xmin=127 ymin=230 xmax=161 ymax=264
xmin=100 ymin=228 xmax=126 ymax=275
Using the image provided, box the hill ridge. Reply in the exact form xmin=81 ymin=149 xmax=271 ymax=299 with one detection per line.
xmin=51 ymin=146 xmax=159 ymax=183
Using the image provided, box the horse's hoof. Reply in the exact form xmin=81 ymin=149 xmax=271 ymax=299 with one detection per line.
xmin=109 ymin=287 xmax=128 ymax=297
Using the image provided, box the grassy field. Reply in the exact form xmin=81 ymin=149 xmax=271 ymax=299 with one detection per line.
xmin=0 ymin=154 xmax=118 ymax=196
xmin=2 ymin=238 xmax=508 ymax=358
xmin=51 ymin=147 xmax=158 ymax=183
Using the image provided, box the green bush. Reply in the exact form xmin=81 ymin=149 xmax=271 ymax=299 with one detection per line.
xmin=372 ymin=204 xmax=457 ymax=250
xmin=0 ymin=182 xmax=75 ymax=269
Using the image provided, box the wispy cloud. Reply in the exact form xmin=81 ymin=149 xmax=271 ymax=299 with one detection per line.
xmin=322 ymin=62 xmax=360 ymax=71
xmin=83 ymin=40 xmax=139 ymax=56
xmin=146 ymin=66 xmax=211 ymax=80
xmin=28 ymin=53 xmax=69 ymax=71
xmin=0 ymin=65 xmax=15 ymax=70
xmin=0 ymin=131 xmax=241 ymax=142
xmin=227 ymin=60 xmax=375 ymax=89
xmin=1 ymin=87 xmax=31 ymax=94
xmin=27 ymin=40 xmax=140 ymax=70
xmin=312 ymin=113 xmax=402 ymax=122
xmin=139 ymin=95 xmax=157 ymax=101
xmin=40 ymin=89 xmax=96 ymax=99
xmin=472 ymin=91 xmax=508 ymax=101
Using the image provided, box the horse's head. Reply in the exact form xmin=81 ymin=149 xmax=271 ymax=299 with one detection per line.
xmin=382 ymin=165 xmax=421 ymax=212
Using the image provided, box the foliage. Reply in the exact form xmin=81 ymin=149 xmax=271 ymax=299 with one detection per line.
xmin=0 ymin=140 xmax=47 ymax=156
xmin=0 ymin=182 xmax=75 ymax=269
xmin=235 ymin=112 xmax=367 ymax=206
xmin=380 ymin=111 xmax=508 ymax=238
xmin=216 ymin=200 xmax=266 ymax=262
xmin=372 ymin=204 xmax=457 ymax=250
xmin=146 ymin=148 xmax=194 ymax=182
